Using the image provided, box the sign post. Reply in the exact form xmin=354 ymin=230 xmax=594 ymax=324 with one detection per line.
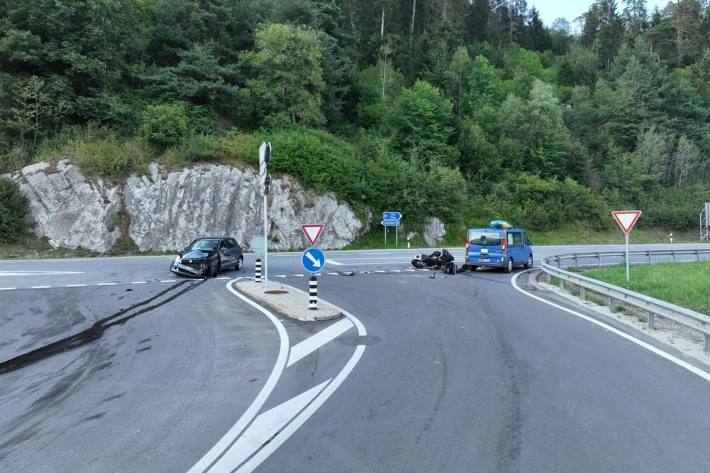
xmin=612 ymin=210 xmax=642 ymax=282
xmin=382 ymin=212 xmax=402 ymax=248
xmin=259 ymin=142 xmax=271 ymax=286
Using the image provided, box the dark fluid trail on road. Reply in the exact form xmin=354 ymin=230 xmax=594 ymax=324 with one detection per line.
xmin=0 ymin=279 xmax=203 ymax=375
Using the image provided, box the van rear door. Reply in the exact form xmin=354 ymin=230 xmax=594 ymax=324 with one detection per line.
xmin=467 ymin=229 xmax=504 ymax=264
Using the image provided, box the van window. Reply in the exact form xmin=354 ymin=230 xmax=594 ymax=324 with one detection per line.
xmin=469 ymin=230 xmax=502 ymax=246
xmin=507 ymin=233 xmax=515 ymax=246
xmin=512 ymin=233 xmax=523 ymax=245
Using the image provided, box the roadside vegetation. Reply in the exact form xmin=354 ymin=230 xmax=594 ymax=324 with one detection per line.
xmin=0 ymin=0 xmax=708 ymax=241
xmin=584 ymin=262 xmax=710 ymax=315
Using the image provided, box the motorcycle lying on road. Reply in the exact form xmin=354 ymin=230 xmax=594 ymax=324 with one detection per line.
xmin=411 ymin=249 xmax=457 ymax=274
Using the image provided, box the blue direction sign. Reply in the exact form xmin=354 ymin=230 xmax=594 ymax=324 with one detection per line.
xmin=302 ymin=247 xmax=326 ymax=273
xmin=381 ymin=219 xmax=400 ymax=226
xmin=383 ymin=211 xmax=402 ymax=220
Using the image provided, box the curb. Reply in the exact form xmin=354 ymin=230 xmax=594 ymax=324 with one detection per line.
xmin=234 ymin=280 xmax=341 ymax=322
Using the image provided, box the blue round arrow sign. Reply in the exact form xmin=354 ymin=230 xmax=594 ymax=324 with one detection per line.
xmin=302 ymin=247 xmax=326 ymax=273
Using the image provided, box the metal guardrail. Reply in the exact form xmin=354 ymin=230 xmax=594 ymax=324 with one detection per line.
xmin=541 ymin=249 xmax=710 ymax=353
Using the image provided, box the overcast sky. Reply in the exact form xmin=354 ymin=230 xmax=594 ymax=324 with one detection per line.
xmin=531 ymin=0 xmax=673 ymax=28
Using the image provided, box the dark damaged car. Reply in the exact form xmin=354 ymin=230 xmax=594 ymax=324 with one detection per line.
xmin=170 ymin=237 xmax=243 ymax=278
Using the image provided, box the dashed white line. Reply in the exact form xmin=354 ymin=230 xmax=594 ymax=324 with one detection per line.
xmin=160 ymin=279 xmax=177 ymax=283
xmin=97 ymin=282 xmax=118 ymax=286
xmin=216 ymin=277 xmax=230 ymax=280
xmin=326 ymin=272 xmax=339 ymax=276
xmin=275 ymin=275 xmax=287 ymax=278
xmin=31 ymin=285 xmax=52 ymax=289
xmin=66 ymin=284 xmax=87 ymax=287
xmin=290 ymin=274 xmax=304 ymax=277
xmin=287 ymin=318 xmax=354 ymax=367
xmin=131 ymin=281 xmax=148 ymax=284
xmin=375 ymin=270 xmax=386 ymax=273
xmin=326 ymin=259 xmax=344 ymax=266
xmin=0 ymin=287 xmax=16 ymax=291
xmin=390 ymin=269 xmax=401 ymax=273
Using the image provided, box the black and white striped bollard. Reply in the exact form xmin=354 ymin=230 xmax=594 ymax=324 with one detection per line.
xmin=255 ymin=258 xmax=262 ymax=283
xmin=309 ymin=275 xmax=318 ymax=310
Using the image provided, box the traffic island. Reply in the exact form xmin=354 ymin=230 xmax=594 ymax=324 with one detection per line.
xmin=234 ymin=280 xmax=341 ymax=322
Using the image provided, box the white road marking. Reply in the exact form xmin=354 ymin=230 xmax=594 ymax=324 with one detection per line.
xmin=131 ymin=281 xmax=148 ymax=284
xmin=66 ymin=284 xmax=86 ymax=287
xmin=287 ymin=318 xmax=354 ymax=367
xmin=390 ymin=269 xmax=401 ymax=273
xmin=216 ymin=277 xmax=230 ymax=280
xmin=236 ymin=308 xmax=366 ymax=473
xmin=208 ymin=381 xmax=330 ymax=472
xmin=290 ymin=274 xmax=304 ymax=277
xmin=327 ymin=259 xmax=344 ymax=266
xmin=187 ymin=279 xmax=289 ymax=473
xmin=160 ymin=279 xmax=177 ymax=283
xmin=405 ymin=269 xmax=416 ymax=272
xmin=275 ymin=274 xmax=287 ymax=278
xmin=375 ymin=270 xmax=386 ymax=273
xmin=511 ymin=271 xmax=710 ymax=383
xmin=0 ymin=270 xmax=84 ymax=277
xmin=97 ymin=282 xmax=118 ymax=286
xmin=326 ymin=272 xmax=339 ymax=276
xmin=31 ymin=285 xmax=52 ymax=289
xmin=0 ymin=287 xmax=16 ymax=291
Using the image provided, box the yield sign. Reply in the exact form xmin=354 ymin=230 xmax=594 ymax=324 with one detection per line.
xmin=301 ymin=224 xmax=324 ymax=246
xmin=612 ymin=210 xmax=642 ymax=234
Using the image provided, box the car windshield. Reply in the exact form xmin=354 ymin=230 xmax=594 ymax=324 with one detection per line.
xmin=188 ymin=239 xmax=219 ymax=251
xmin=469 ymin=230 xmax=502 ymax=246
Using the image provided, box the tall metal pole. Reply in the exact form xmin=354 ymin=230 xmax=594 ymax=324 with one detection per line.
xmin=263 ymin=191 xmax=268 ymax=287
xmin=395 ymin=225 xmax=398 ymax=247
xmin=384 ymin=226 xmax=387 ymax=247
xmin=625 ymin=233 xmax=630 ymax=282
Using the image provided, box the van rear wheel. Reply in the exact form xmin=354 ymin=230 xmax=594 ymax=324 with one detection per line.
xmin=524 ymin=254 xmax=533 ymax=269
xmin=504 ymin=258 xmax=513 ymax=273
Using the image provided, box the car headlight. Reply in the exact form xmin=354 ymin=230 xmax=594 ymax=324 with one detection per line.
xmin=174 ymin=255 xmax=181 ymax=264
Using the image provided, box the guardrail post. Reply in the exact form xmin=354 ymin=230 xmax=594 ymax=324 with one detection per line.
xmin=697 ymin=249 xmax=701 ymax=262
xmin=608 ymin=296 xmax=614 ymax=312
xmin=559 ymin=278 xmax=564 ymax=290
xmin=579 ymin=287 xmax=586 ymax=301
xmin=647 ymin=251 xmax=652 ymax=265
xmin=705 ymin=335 xmax=710 ymax=354
xmin=597 ymin=253 xmax=602 ymax=268
xmin=672 ymin=250 xmax=677 ymax=262
xmin=556 ymin=256 xmax=561 ymax=268
xmin=255 ymin=258 xmax=262 ymax=283
xmin=573 ymin=255 xmax=578 ymax=267
xmin=648 ymin=311 xmax=655 ymax=331
xmin=309 ymin=275 xmax=318 ymax=310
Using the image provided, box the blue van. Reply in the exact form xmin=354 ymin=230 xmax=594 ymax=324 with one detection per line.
xmin=465 ymin=224 xmax=533 ymax=273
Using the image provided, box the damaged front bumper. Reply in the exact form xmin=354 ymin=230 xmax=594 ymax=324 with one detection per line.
xmin=170 ymin=262 xmax=207 ymax=278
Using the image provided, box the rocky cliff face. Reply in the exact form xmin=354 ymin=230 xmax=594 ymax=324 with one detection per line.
xmin=8 ymin=161 xmax=364 ymax=252
xmin=10 ymin=161 xmax=122 ymax=253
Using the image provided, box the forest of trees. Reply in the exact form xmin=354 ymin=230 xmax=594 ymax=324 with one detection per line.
xmin=0 ymin=0 xmax=709 ymax=236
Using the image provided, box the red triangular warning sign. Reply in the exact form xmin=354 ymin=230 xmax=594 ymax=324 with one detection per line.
xmin=612 ymin=210 xmax=642 ymax=234
xmin=301 ymin=224 xmax=324 ymax=246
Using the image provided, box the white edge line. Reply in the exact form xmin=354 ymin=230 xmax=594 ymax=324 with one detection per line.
xmin=236 ymin=308 xmax=367 ymax=473
xmin=186 ymin=278 xmax=290 ymax=473
xmin=0 ymin=287 xmax=16 ymax=291
xmin=511 ymin=270 xmax=710 ymax=383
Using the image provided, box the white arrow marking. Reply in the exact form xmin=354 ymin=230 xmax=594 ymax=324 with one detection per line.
xmin=305 ymin=251 xmax=322 ymax=268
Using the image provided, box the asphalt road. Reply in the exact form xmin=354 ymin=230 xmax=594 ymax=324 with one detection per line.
xmin=1 ymin=243 xmax=710 ymax=472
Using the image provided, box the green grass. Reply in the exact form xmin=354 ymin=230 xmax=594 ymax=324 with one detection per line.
xmin=584 ymin=262 xmax=710 ymax=315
